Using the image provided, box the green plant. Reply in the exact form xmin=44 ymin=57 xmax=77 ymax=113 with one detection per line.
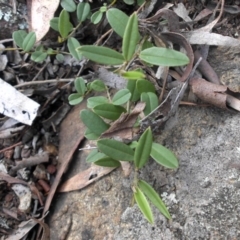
xmin=68 ymin=75 xmax=179 ymax=223
xmin=12 ymin=2 xmax=91 ymax=62
xmin=12 ymin=1 xmax=188 ymax=223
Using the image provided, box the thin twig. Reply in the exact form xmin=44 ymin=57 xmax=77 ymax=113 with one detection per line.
xmin=180 ymin=101 xmax=210 ymax=107
xmin=95 ymin=29 xmax=113 ymax=45
xmin=0 ymin=141 xmax=22 ymax=154
xmin=14 ymin=79 xmax=75 ymax=88
xmin=0 ymin=39 xmax=13 ymax=44
xmin=32 ymin=62 xmax=48 ymax=81
xmin=159 ymin=75 xmax=167 ymax=103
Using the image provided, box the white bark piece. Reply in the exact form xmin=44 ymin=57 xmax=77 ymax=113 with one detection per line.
xmin=0 ymin=79 xmax=40 ymax=125
xmin=12 ymin=184 xmax=32 ymax=212
xmin=183 ymin=31 xmax=240 ymax=46
xmin=97 ymin=67 xmax=127 ymax=89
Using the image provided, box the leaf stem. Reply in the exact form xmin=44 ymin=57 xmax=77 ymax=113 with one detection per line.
xmin=67 ymin=21 xmax=82 ymax=39
xmin=106 ymin=86 xmax=112 ymax=102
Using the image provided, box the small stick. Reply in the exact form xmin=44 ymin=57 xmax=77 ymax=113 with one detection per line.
xmin=0 ymin=141 xmax=22 ymax=154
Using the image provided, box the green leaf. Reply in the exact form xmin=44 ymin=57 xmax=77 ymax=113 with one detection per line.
xmin=127 ymin=80 xmax=140 ymax=102
xmin=122 ymin=13 xmax=140 ymax=61
xmin=138 ymin=180 xmax=171 ymax=219
xmin=86 ymin=149 xmax=106 ymax=163
xmin=139 ymin=47 xmax=189 ymax=66
xmin=137 ymin=0 xmax=145 ymax=5
xmin=30 ymin=51 xmax=47 ymax=63
xmin=50 ymin=17 xmax=59 ymax=32
xmin=93 ymin=103 xmax=126 ymax=120
xmin=74 ymin=77 xmax=86 ymax=95
xmin=106 ymin=8 xmax=129 ymax=38
xmin=59 ymin=10 xmax=73 ymax=38
xmin=80 ymin=109 xmax=109 ymax=135
xmin=142 ymin=40 xmax=154 ymax=51
xmin=68 ymin=37 xmax=82 ymax=61
xmin=12 ymin=30 xmax=27 ymax=48
xmin=137 ymin=80 xmax=155 ymax=93
xmin=124 ymin=0 xmax=135 ymax=4
xmin=77 ymin=2 xmax=91 ymax=22
xmin=61 ymin=0 xmax=76 ymax=12
xmin=90 ymin=80 xmax=106 ymax=92
xmin=94 ymin=157 xmax=121 ymax=167
xmin=134 ymin=187 xmax=154 ymax=224
xmin=129 ymin=141 xmax=138 ymax=149
xmin=121 ymin=70 xmax=145 ymax=80
xmin=22 ymin=32 xmax=36 ymax=52
xmin=68 ymin=93 xmax=83 ymax=105
xmin=100 ymin=6 xmax=107 ymax=12
xmin=91 ymin=11 xmax=103 ymax=24
xmin=35 ymin=45 xmax=44 ymax=52
xmin=151 ymin=143 xmax=179 ymax=169
xmin=47 ymin=48 xmax=55 ymax=55
xmin=134 ymin=127 xmax=152 ymax=169
xmin=141 ymin=92 xmax=158 ymax=115
xmin=97 ymin=139 xmax=134 ymax=161
xmin=87 ymin=96 xmax=108 ymax=109
xmin=112 ymin=89 xmax=131 ymax=105
xmin=78 ymin=45 xmax=125 ymax=65
xmin=84 ymin=128 xmax=100 ymax=140
xmin=56 ymin=53 xmax=64 ymax=62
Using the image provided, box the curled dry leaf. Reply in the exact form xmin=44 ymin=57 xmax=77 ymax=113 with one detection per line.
xmin=161 ymin=32 xmax=194 ymax=82
xmin=27 ymin=0 xmax=60 ymax=41
xmin=199 ymin=0 xmax=224 ymax=32
xmin=194 ymin=50 xmax=220 ymax=84
xmin=190 ymin=78 xmax=240 ymax=111
xmin=143 ymin=8 xmax=179 ymax=32
xmin=101 ymin=102 xmax=146 ymax=140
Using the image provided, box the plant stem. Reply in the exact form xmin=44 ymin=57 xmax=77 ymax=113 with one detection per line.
xmin=133 ymin=167 xmax=139 ymax=188
xmin=106 ymin=86 xmax=112 ymax=102
xmin=67 ymin=21 xmax=82 ymax=39
xmin=126 ymin=101 xmax=130 ymax=113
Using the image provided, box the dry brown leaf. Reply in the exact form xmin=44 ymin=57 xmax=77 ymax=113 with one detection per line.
xmin=144 ymin=8 xmax=180 ymax=32
xmin=194 ymin=50 xmax=220 ymax=84
xmin=173 ymin=3 xmax=192 ymax=22
xmin=101 ymin=102 xmax=145 ymax=140
xmin=190 ymin=78 xmax=240 ymax=111
xmin=6 ymin=219 xmax=38 ymax=240
xmin=42 ymin=102 xmax=86 ymax=216
xmin=190 ymin=78 xmax=227 ymax=108
xmin=194 ymin=8 xmax=213 ymax=22
xmin=161 ymin=32 xmax=194 ymax=82
xmin=58 ymin=165 xmax=116 ymax=192
xmin=27 ymin=0 xmax=60 ymax=41
xmin=199 ymin=0 xmax=224 ymax=32
xmin=0 ymin=172 xmax=28 ymax=185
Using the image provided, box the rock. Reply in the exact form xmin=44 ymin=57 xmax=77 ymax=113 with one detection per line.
xmin=47 ymin=46 xmax=240 ymax=239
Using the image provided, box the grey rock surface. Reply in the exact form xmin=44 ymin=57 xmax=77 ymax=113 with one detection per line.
xmin=48 ymin=46 xmax=240 ymax=240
